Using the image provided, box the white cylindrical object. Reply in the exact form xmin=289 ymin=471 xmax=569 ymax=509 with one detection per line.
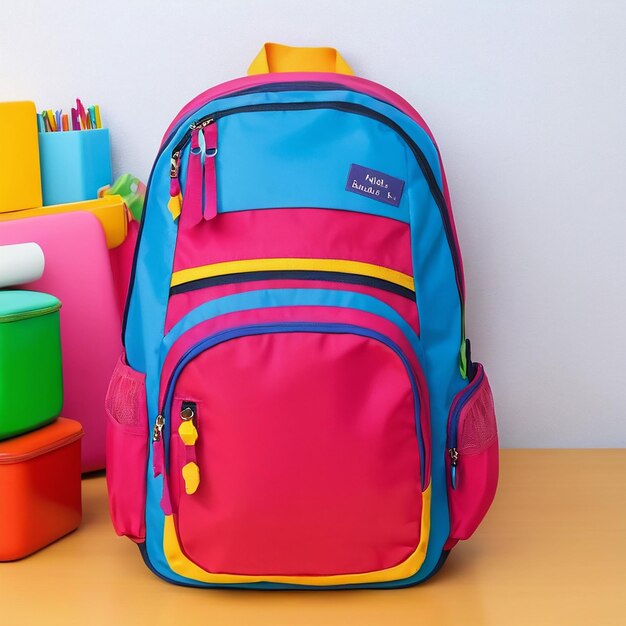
xmin=0 ymin=242 xmax=45 ymax=288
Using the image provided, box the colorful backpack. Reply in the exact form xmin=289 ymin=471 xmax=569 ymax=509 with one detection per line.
xmin=106 ymin=43 xmax=499 ymax=588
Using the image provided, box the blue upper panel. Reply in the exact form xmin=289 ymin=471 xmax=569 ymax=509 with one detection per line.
xmin=215 ymin=108 xmax=412 ymax=222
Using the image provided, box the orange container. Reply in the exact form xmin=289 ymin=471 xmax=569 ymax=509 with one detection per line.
xmin=0 ymin=418 xmax=83 ymax=560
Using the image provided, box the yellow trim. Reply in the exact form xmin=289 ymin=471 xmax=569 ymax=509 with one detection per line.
xmin=162 ymin=485 xmax=430 ymax=586
xmin=247 ymin=43 xmax=353 ymax=76
xmin=167 ymin=193 xmax=182 ymax=220
xmin=170 ymin=258 xmax=415 ymax=292
xmin=0 ymin=195 xmax=128 ymax=249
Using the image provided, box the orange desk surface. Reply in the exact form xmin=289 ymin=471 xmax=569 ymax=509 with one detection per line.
xmin=0 ymin=450 xmax=624 ymax=625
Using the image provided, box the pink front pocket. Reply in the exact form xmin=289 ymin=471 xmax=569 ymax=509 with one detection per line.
xmin=105 ymin=353 xmax=148 ymax=542
xmin=163 ymin=323 xmax=425 ymax=577
xmin=446 ymin=364 xmax=498 ymax=541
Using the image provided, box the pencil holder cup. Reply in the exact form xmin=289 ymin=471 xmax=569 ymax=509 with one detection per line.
xmin=38 ymin=129 xmax=112 ymax=205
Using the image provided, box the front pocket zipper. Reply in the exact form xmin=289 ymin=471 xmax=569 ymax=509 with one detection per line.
xmin=159 ymin=321 xmax=427 ymax=576
xmin=153 ymin=321 xmax=426 ymax=516
xmin=178 ymin=401 xmax=200 ymax=495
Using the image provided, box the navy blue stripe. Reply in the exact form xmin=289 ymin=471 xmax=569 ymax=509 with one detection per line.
xmin=169 ymin=269 xmax=416 ymax=301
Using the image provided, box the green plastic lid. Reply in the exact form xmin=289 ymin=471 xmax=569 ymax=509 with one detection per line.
xmin=0 ymin=290 xmax=61 ymax=323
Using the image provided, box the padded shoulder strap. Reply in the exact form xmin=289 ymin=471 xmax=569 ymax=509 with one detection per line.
xmin=247 ymin=42 xmax=353 ymax=75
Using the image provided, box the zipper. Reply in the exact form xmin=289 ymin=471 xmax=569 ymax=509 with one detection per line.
xmin=177 ymin=401 xmax=200 ymax=495
xmin=170 ymin=117 xmax=216 ymax=182
xmin=156 ymin=322 xmax=426 ymax=495
xmin=447 ymin=366 xmax=484 ymax=489
xmin=165 ymin=80 xmax=400 ymax=176
xmin=151 ymin=413 xmax=172 ymax=514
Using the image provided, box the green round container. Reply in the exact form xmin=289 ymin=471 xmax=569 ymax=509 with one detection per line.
xmin=0 ymin=290 xmax=63 ymax=439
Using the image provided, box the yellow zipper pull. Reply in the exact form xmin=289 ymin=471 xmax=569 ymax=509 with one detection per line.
xmin=178 ymin=402 xmax=200 ymax=495
xmin=178 ymin=404 xmax=198 ymax=445
xmin=182 ymin=462 xmax=200 ymax=495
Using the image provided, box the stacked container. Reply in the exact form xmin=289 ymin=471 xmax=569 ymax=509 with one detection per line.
xmin=0 ymin=99 xmax=126 ymax=472
xmin=0 ymin=290 xmax=83 ymax=560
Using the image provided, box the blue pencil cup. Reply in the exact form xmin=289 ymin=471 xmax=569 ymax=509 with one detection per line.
xmin=38 ymin=129 xmax=112 ymax=205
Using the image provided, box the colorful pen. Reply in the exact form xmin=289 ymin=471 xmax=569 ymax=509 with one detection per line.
xmin=46 ymin=109 xmax=57 ymax=132
xmin=76 ymin=98 xmax=87 ymax=129
xmin=88 ymin=106 xmax=97 ymax=130
xmin=42 ymin=110 xmax=51 ymax=132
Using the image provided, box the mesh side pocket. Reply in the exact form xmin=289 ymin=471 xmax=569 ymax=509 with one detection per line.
xmin=105 ymin=352 xmax=147 ymax=542
xmin=458 ymin=376 xmax=497 ymax=454
xmin=106 ymin=357 xmax=143 ymax=427
xmin=447 ymin=363 xmax=499 ymax=542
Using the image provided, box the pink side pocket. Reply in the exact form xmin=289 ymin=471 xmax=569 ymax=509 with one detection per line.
xmin=105 ymin=353 xmax=147 ymax=542
xmin=447 ymin=364 xmax=498 ymax=541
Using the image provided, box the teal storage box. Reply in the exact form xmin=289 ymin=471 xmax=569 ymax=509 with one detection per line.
xmin=0 ymin=291 xmax=63 ymax=440
xmin=38 ymin=128 xmax=112 ymax=205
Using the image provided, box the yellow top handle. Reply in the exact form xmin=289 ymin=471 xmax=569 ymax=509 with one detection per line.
xmin=247 ymin=42 xmax=354 ymax=76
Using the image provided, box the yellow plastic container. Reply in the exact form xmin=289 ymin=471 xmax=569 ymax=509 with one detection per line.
xmin=0 ymin=196 xmax=128 ymax=249
xmin=0 ymin=101 xmax=42 ymax=213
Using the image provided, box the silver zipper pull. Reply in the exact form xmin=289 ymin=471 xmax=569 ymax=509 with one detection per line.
xmin=170 ymin=151 xmax=181 ymax=179
xmin=449 ymin=447 xmax=459 ymax=489
xmin=152 ymin=414 xmax=165 ymax=442
xmin=180 ymin=406 xmax=195 ymax=421
xmin=449 ymin=447 xmax=458 ymax=466
xmin=191 ymin=117 xmax=214 ymax=131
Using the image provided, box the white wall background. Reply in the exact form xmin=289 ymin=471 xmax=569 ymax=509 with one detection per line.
xmin=1 ymin=1 xmax=625 ymax=447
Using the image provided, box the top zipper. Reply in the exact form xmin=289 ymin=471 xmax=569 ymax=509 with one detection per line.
xmin=167 ymin=101 xmax=463 ymax=306
xmin=170 ymin=117 xmax=216 ymax=180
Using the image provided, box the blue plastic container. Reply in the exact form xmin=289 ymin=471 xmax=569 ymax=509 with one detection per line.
xmin=38 ymin=129 xmax=112 ymax=205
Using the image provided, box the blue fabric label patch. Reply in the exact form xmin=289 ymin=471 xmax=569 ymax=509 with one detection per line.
xmin=345 ymin=163 xmax=405 ymax=207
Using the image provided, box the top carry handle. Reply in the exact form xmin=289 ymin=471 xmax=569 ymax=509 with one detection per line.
xmin=247 ymin=42 xmax=354 ymax=75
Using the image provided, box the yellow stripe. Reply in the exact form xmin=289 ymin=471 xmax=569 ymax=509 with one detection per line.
xmin=171 ymin=258 xmax=415 ymax=292
xmin=163 ymin=485 xmax=430 ymax=586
